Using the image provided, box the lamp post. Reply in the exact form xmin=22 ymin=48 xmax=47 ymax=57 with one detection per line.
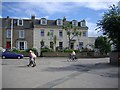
xmin=11 ymin=19 xmax=13 ymax=50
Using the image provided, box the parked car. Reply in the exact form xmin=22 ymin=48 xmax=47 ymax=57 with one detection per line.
xmin=2 ymin=51 xmax=24 ymax=59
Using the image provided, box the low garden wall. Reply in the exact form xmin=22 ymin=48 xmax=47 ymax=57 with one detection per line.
xmin=42 ymin=51 xmax=107 ymax=58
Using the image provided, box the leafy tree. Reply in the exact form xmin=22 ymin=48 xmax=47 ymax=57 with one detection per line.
xmin=95 ymin=36 xmax=111 ymax=55
xmin=53 ymin=35 xmax=57 ymax=51
xmin=63 ymin=22 xmax=82 ymax=49
xmin=96 ymin=5 xmax=120 ymax=51
xmin=47 ymin=31 xmax=57 ymax=51
xmin=40 ymin=39 xmax=44 ymax=48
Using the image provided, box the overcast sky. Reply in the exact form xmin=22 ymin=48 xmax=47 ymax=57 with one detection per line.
xmin=1 ymin=0 xmax=120 ymax=37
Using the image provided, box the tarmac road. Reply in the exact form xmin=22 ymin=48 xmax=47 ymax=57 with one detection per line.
xmin=1 ymin=57 xmax=119 ymax=88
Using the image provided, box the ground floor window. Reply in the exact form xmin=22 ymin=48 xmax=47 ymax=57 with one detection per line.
xmin=50 ymin=42 xmax=54 ymax=49
xmin=59 ymin=42 xmax=63 ymax=50
xmin=16 ymin=41 xmax=27 ymax=50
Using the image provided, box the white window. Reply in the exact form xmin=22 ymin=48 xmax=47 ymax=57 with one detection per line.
xmin=82 ymin=31 xmax=87 ymax=36
xmin=16 ymin=41 xmax=27 ymax=50
xmin=57 ymin=19 xmax=63 ymax=25
xmin=6 ymin=29 xmax=11 ymax=38
xmin=50 ymin=30 xmax=54 ymax=37
xmin=59 ymin=30 xmax=63 ymax=37
xmin=17 ymin=19 xmax=23 ymax=26
xmin=72 ymin=20 xmax=78 ymax=26
xmin=81 ymin=21 xmax=86 ymax=27
xmin=40 ymin=29 xmax=44 ymax=36
xmin=79 ymin=42 xmax=83 ymax=49
xmin=40 ymin=18 xmax=47 ymax=25
xmin=19 ymin=30 xmax=24 ymax=38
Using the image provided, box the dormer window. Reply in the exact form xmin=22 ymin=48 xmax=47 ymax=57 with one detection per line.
xmin=57 ymin=19 xmax=63 ymax=25
xmin=17 ymin=19 xmax=23 ymax=26
xmin=81 ymin=20 xmax=86 ymax=27
xmin=72 ymin=20 xmax=78 ymax=26
xmin=40 ymin=18 xmax=47 ymax=25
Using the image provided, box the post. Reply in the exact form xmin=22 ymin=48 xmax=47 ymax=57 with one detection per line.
xmin=11 ymin=19 xmax=13 ymax=50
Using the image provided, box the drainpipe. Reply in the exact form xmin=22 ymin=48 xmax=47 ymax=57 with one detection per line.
xmin=11 ymin=19 xmax=13 ymax=50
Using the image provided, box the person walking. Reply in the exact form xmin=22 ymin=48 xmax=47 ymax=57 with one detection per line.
xmin=27 ymin=50 xmax=36 ymax=67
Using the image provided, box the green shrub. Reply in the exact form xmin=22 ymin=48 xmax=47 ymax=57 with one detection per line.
xmin=26 ymin=48 xmax=38 ymax=56
xmin=63 ymin=49 xmax=73 ymax=53
xmin=41 ymin=48 xmax=54 ymax=52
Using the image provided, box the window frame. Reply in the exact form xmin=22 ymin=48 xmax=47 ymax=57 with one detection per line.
xmin=50 ymin=30 xmax=54 ymax=37
xmin=6 ymin=29 xmax=11 ymax=38
xmin=17 ymin=19 xmax=23 ymax=26
xmin=40 ymin=29 xmax=45 ymax=37
xmin=19 ymin=30 xmax=25 ymax=38
xmin=59 ymin=42 xmax=63 ymax=50
xmin=40 ymin=18 xmax=47 ymax=25
xmin=81 ymin=21 xmax=86 ymax=27
xmin=82 ymin=31 xmax=87 ymax=36
xmin=59 ymin=30 xmax=63 ymax=37
xmin=72 ymin=20 xmax=78 ymax=26
xmin=57 ymin=19 xmax=63 ymax=26
xmin=17 ymin=41 xmax=27 ymax=50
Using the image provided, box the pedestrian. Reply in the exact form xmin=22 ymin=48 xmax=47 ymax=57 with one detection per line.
xmin=27 ymin=50 xmax=36 ymax=67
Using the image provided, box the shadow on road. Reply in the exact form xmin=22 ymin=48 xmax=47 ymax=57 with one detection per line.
xmin=17 ymin=65 xmax=28 ymax=68
xmin=43 ymin=62 xmax=119 ymax=78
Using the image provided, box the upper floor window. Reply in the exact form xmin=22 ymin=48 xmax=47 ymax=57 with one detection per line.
xmin=59 ymin=30 xmax=63 ymax=37
xmin=6 ymin=29 xmax=11 ymax=38
xmin=19 ymin=30 xmax=24 ymax=38
xmin=41 ymin=29 xmax=44 ymax=37
xmin=82 ymin=31 xmax=87 ymax=36
xmin=40 ymin=18 xmax=47 ymax=25
xmin=72 ymin=20 xmax=78 ymax=26
xmin=79 ymin=42 xmax=83 ymax=49
xmin=57 ymin=19 xmax=63 ymax=25
xmin=81 ymin=20 xmax=86 ymax=27
xmin=17 ymin=19 xmax=23 ymax=26
xmin=50 ymin=30 xmax=54 ymax=37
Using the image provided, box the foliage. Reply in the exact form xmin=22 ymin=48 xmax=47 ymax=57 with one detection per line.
xmin=40 ymin=39 xmax=44 ymax=48
xmin=47 ymin=31 xmax=50 ymax=36
xmin=95 ymin=36 xmax=111 ymax=55
xmin=0 ymin=47 xmax=3 ymax=51
xmin=41 ymin=47 xmax=54 ymax=52
xmin=63 ymin=22 xmax=82 ymax=49
xmin=26 ymin=48 xmax=38 ymax=55
xmin=96 ymin=5 xmax=120 ymax=51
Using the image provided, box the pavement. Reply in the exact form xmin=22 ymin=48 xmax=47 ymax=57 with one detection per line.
xmin=1 ymin=57 xmax=119 ymax=88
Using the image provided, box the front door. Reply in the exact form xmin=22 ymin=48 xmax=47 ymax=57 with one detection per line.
xmin=6 ymin=41 xmax=11 ymax=49
xmin=70 ymin=42 xmax=74 ymax=49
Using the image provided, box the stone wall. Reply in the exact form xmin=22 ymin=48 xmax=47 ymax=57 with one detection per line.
xmin=42 ymin=52 xmax=106 ymax=58
xmin=110 ymin=52 xmax=120 ymax=64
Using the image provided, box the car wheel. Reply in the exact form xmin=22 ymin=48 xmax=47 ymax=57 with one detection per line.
xmin=2 ymin=56 xmax=6 ymax=59
xmin=17 ymin=56 xmax=21 ymax=59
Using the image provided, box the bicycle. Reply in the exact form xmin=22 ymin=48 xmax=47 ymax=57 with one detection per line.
xmin=67 ymin=54 xmax=78 ymax=62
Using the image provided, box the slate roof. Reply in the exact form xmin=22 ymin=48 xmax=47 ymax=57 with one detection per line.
xmin=1 ymin=16 xmax=88 ymax=30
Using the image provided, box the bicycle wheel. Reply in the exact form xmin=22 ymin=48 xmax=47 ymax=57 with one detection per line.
xmin=74 ymin=57 xmax=78 ymax=62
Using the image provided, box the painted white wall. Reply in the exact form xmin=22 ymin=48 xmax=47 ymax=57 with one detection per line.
xmin=33 ymin=27 xmax=89 ymax=55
